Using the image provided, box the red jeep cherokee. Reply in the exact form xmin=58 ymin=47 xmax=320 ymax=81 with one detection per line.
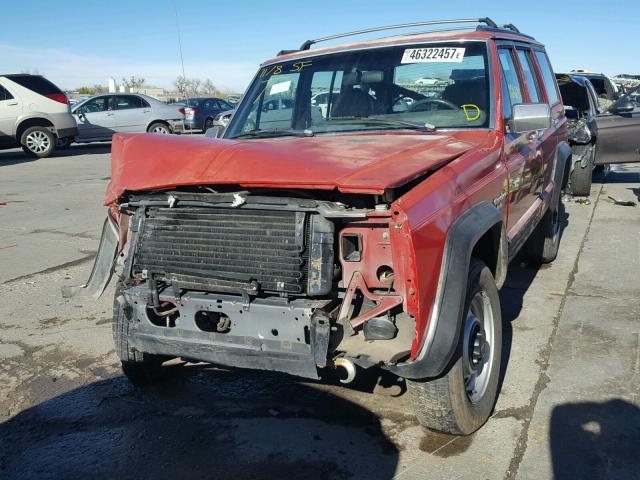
xmin=70 ymin=18 xmax=570 ymax=435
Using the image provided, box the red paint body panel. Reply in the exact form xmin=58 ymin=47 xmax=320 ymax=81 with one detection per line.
xmin=105 ymin=132 xmax=480 ymax=205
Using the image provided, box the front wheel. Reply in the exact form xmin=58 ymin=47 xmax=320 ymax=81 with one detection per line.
xmin=147 ymin=122 xmax=172 ymax=135
xmin=203 ymin=117 xmax=214 ymax=132
xmin=569 ymin=144 xmax=594 ymax=196
xmin=113 ymin=284 xmax=165 ymax=386
xmin=21 ymin=126 xmax=55 ymax=158
xmin=407 ymin=259 xmax=502 ymax=435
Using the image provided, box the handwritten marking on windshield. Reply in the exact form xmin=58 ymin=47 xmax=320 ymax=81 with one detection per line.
xmin=290 ymin=60 xmax=312 ymax=72
xmin=461 ymin=104 xmax=481 ymax=121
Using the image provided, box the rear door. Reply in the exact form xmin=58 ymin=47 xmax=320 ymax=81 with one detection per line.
xmin=595 ymin=85 xmax=640 ymax=164
xmin=112 ymin=95 xmax=150 ymax=133
xmin=74 ymin=95 xmax=114 ymax=139
xmin=0 ymin=81 xmax=20 ymax=145
xmin=530 ymin=50 xmax=564 ymax=196
xmin=499 ymin=46 xmax=541 ymax=230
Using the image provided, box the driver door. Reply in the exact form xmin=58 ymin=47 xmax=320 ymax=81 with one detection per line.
xmin=595 ymin=85 xmax=640 ymax=164
xmin=74 ymin=95 xmax=115 ymax=140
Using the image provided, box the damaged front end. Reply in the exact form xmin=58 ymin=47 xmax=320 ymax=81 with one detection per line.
xmin=70 ymin=189 xmax=416 ymax=380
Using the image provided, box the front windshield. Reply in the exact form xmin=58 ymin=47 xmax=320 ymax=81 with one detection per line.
xmin=225 ymin=41 xmax=490 ymax=138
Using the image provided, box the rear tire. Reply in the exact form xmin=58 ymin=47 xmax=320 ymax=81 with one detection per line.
xmin=407 ymin=259 xmax=502 ymax=435
xmin=147 ymin=122 xmax=172 ymax=135
xmin=113 ymin=284 xmax=165 ymax=386
xmin=569 ymin=144 xmax=594 ymax=196
xmin=523 ymin=186 xmax=562 ymax=265
xmin=21 ymin=126 xmax=55 ymax=158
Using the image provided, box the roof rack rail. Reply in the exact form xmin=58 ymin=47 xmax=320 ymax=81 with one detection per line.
xmin=298 ymin=17 xmax=498 ymax=51
xmin=501 ymin=23 xmax=520 ymax=33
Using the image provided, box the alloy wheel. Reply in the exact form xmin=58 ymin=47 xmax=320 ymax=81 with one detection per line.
xmin=26 ymin=131 xmax=51 ymax=154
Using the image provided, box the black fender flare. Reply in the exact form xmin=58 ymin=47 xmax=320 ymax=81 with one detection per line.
xmin=556 ymin=140 xmax=572 ymax=197
xmin=387 ymin=201 xmax=505 ymax=380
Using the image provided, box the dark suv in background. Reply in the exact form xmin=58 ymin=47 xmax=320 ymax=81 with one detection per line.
xmin=181 ymin=97 xmax=234 ymax=131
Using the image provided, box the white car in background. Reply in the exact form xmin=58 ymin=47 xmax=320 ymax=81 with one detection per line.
xmin=311 ymin=91 xmax=339 ymax=117
xmin=72 ymin=93 xmax=184 ymax=143
xmin=0 ymin=74 xmax=77 ymax=157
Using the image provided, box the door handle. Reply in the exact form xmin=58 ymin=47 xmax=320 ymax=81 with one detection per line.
xmin=106 ymin=113 xmax=115 ymax=116
xmin=7 ymin=102 xmax=18 ymax=106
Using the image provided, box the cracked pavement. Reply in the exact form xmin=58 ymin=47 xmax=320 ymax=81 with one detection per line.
xmin=0 ymin=145 xmax=638 ymax=479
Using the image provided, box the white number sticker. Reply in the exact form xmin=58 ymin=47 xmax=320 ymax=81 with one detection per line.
xmin=401 ymin=47 xmax=466 ymax=64
xmin=269 ymin=80 xmax=291 ymax=95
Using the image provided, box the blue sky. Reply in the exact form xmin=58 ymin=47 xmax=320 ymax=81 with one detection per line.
xmin=0 ymin=0 xmax=635 ymax=92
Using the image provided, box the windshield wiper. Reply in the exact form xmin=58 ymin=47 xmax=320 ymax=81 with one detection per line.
xmin=230 ymin=128 xmax=314 ymax=139
xmin=327 ymin=116 xmax=436 ymax=132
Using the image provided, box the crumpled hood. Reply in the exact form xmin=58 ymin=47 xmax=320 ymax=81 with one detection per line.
xmin=105 ymin=131 xmax=485 ymax=204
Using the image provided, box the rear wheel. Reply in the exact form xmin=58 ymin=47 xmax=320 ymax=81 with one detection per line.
xmin=569 ymin=144 xmax=594 ymax=196
xmin=524 ymin=186 xmax=562 ymax=265
xmin=113 ymin=284 xmax=165 ymax=386
xmin=407 ymin=259 xmax=502 ymax=435
xmin=147 ymin=122 xmax=172 ymax=135
xmin=21 ymin=126 xmax=55 ymax=158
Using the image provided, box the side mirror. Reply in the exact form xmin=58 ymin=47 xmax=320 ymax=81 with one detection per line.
xmin=204 ymin=125 xmax=223 ymax=139
xmin=510 ymin=103 xmax=551 ymax=134
xmin=610 ymin=99 xmax=635 ymax=114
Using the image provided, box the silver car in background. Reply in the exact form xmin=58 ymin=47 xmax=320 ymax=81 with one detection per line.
xmin=72 ymin=93 xmax=184 ymax=143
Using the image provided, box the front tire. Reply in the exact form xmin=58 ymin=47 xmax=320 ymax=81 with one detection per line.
xmin=569 ymin=144 xmax=594 ymax=196
xmin=113 ymin=284 xmax=165 ymax=386
xmin=407 ymin=259 xmax=502 ymax=435
xmin=21 ymin=126 xmax=55 ymax=158
xmin=203 ymin=117 xmax=214 ymax=132
xmin=147 ymin=122 xmax=172 ymax=135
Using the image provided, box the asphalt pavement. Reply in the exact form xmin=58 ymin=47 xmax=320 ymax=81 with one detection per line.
xmin=0 ymin=144 xmax=638 ymax=479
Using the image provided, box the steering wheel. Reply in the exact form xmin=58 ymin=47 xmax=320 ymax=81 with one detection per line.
xmin=407 ymin=98 xmax=459 ymax=112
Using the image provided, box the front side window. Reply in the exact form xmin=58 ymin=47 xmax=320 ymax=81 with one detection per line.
xmin=226 ymin=42 xmax=490 ymax=138
xmin=534 ymin=51 xmax=560 ymax=105
xmin=498 ymin=48 xmax=524 ymax=109
xmin=81 ymin=96 xmax=111 ymax=113
xmin=628 ymin=85 xmax=640 ymax=106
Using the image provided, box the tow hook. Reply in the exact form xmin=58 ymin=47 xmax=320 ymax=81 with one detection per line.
xmin=334 ymin=357 xmax=356 ymax=384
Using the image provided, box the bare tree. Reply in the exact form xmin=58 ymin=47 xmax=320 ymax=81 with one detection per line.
xmin=201 ymin=78 xmax=220 ymax=96
xmin=174 ymin=76 xmax=190 ymax=96
xmin=122 ymin=76 xmax=146 ymax=91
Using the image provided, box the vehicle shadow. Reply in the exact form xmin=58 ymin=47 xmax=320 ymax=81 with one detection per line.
xmin=0 ymin=143 xmax=111 ymax=166
xmin=550 ymin=399 xmax=640 ymax=479
xmin=56 ymin=143 xmax=112 ymax=157
xmin=497 ymin=203 xmax=570 ymax=393
xmin=0 ymin=364 xmax=400 ymax=480
xmin=592 ymin=164 xmax=640 ymax=185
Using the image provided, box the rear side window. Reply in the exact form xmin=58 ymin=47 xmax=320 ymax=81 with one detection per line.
xmin=516 ymin=50 xmax=542 ymax=103
xmin=498 ymin=48 xmax=524 ymax=119
xmin=5 ymin=75 xmax=62 ymax=96
xmin=533 ymin=51 xmax=560 ymax=105
xmin=0 ymin=84 xmax=14 ymax=101
xmin=115 ymin=95 xmax=148 ymax=109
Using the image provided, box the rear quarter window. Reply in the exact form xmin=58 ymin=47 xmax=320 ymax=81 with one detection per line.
xmin=0 ymin=84 xmax=14 ymax=101
xmin=5 ymin=75 xmax=63 ymax=96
